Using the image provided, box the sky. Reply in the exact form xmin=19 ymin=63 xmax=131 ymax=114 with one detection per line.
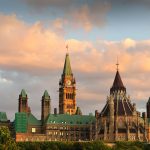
xmin=0 ymin=0 xmax=150 ymax=120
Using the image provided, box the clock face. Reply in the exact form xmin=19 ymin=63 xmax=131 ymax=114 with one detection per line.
xmin=66 ymin=80 xmax=71 ymax=86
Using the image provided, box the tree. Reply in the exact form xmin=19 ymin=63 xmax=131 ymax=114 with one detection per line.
xmin=0 ymin=126 xmax=18 ymax=150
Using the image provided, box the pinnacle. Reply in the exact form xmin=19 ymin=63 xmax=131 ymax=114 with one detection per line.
xmin=20 ymin=89 xmax=27 ymax=98
xmin=110 ymin=70 xmax=126 ymax=94
xmin=43 ymin=90 xmax=50 ymax=98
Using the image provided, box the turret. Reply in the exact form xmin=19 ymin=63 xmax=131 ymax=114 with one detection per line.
xmin=18 ymin=89 xmax=30 ymax=113
xmin=41 ymin=90 xmax=51 ymax=123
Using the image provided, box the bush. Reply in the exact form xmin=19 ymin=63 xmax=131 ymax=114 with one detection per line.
xmin=17 ymin=141 xmax=148 ymax=150
xmin=113 ymin=141 xmax=144 ymax=150
xmin=0 ymin=126 xmax=18 ymax=150
xmin=17 ymin=141 xmax=111 ymax=150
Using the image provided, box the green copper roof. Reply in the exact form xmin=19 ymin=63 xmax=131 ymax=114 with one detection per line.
xmin=28 ymin=113 xmax=41 ymax=125
xmin=15 ymin=112 xmax=41 ymax=132
xmin=63 ymin=53 xmax=72 ymax=76
xmin=0 ymin=112 xmax=8 ymax=122
xmin=76 ymin=107 xmax=82 ymax=115
xmin=46 ymin=114 xmax=96 ymax=125
xmin=20 ymin=89 xmax=27 ymax=98
xmin=43 ymin=90 xmax=50 ymax=99
xmin=15 ymin=112 xmax=27 ymax=133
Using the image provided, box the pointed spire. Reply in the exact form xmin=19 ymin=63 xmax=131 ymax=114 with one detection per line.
xmin=110 ymin=67 xmax=126 ymax=94
xmin=63 ymin=53 xmax=72 ymax=76
xmin=20 ymin=89 xmax=27 ymax=98
xmin=43 ymin=90 xmax=50 ymax=99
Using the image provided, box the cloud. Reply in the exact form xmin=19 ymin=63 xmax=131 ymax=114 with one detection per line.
xmin=25 ymin=0 xmax=111 ymax=31
xmin=0 ymin=13 xmax=150 ymax=120
xmin=0 ymin=13 xmax=67 ymax=74
xmin=122 ymin=38 xmax=136 ymax=49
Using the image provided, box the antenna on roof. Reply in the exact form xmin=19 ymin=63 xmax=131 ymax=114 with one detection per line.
xmin=66 ymin=44 xmax=69 ymax=54
xmin=116 ymin=56 xmax=119 ymax=71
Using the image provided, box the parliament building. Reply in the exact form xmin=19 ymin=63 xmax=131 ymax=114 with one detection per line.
xmin=0 ymin=52 xmax=150 ymax=142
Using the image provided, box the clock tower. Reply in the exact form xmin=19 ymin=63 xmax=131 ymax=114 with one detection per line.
xmin=59 ymin=53 xmax=76 ymax=115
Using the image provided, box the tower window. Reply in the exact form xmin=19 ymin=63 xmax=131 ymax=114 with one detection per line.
xmin=66 ymin=93 xmax=68 ymax=99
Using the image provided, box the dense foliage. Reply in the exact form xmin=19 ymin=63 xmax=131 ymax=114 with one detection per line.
xmin=112 ymin=141 xmax=145 ymax=150
xmin=17 ymin=141 xmax=150 ymax=150
xmin=17 ymin=141 xmax=111 ymax=150
xmin=0 ymin=126 xmax=18 ymax=150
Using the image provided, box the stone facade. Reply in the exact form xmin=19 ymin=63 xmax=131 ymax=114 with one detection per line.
xmin=96 ymin=69 xmax=148 ymax=142
xmin=59 ymin=53 xmax=77 ymax=115
xmin=15 ymin=112 xmax=96 ymax=142
xmin=41 ymin=90 xmax=51 ymax=124
xmin=18 ymin=89 xmax=30 ymax=113
xmin=15 ymin=123 xmax=95 ymax=142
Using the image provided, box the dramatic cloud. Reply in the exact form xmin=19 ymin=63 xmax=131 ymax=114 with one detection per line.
xmin=0 ymin=13 xmax=150 ymax=120
xmin=0 ymin=13 xmax=66 ymax=74
xmin=25 ymin=0 xmax=111 ymax=31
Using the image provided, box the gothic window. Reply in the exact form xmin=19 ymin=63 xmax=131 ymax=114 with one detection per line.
xmin=66 ymin=93 xmax=69 ymax=99
xmin=22 ymin=101 xmax=26 ymax=106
